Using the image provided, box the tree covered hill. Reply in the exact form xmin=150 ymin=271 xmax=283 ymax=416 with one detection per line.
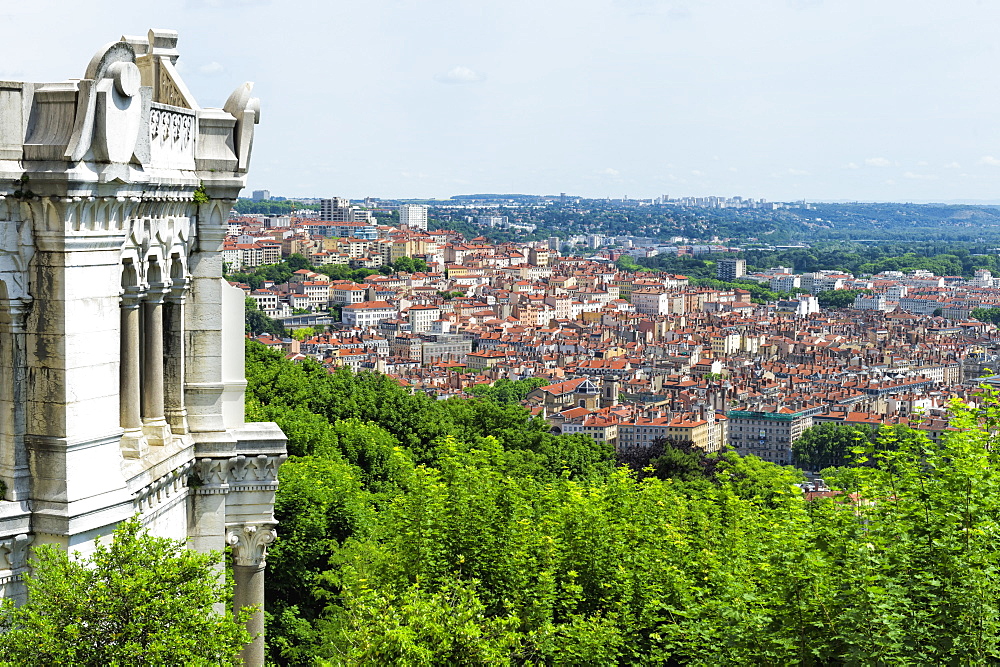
xmin=250 ymin=341 xmax=1000 ymax=664
xmin=429 ymin=199 xmax=1000 ymax=245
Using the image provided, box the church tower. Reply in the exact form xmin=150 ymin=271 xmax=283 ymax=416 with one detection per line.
xmin=0 ymin=29 xmax=285 ymax=665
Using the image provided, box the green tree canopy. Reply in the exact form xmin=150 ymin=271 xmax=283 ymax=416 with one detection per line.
xmin=465 ymin=378 xmax=548 ymax=404
xmin=816 ymin=289 xmax=869 ymax=309
xmin=0 ymin=518 xmax=250 ymax=665
xmin=972 ymin=306 xmax=1000 ymax=324
xmin=245 ymin=297 xmax=286 ymax=339
xmin=391 ymin=256 xmax=429 ymax=274
xmin=792 ymin=421 xmax=922 ymax=470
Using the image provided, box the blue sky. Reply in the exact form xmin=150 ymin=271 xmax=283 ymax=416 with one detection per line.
xmin=5 ymin=0 xmax=1000 ymax=202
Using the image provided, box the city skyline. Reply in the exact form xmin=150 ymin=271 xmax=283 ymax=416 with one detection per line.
xmin=4 ymin=1 xmax=1000 ymax=202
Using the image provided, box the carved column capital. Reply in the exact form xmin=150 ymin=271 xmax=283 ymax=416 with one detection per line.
xmin=226 ymin=524 xmax=276 ymax=568
xmin=121 ymin=285 xmax=143 ymax=309
xmin=144 ymin=281 xmax=172 ymax=304
xmin=167 ymin=276 xmax=190 ymax=303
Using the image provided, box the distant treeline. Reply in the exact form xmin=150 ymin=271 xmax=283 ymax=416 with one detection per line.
xmin=627 ymin=241 xmax=1000 ymax=280
xmin=430 ymin=199 xmax=1000 ymax=245
xmin=233 ymin=199 xmax=319 ymax=215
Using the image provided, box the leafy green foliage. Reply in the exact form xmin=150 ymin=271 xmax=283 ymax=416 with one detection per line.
xmin=246 ymin=342 xmax=612 ymax=477
xmin=793 ymin=422 xmax=876 ymax=469
xmin=254 ymin=339 xmax=1000 ymax=664
xmin=227 ymin=258 xmax=376 ymax=290
xmin=972 ymin=306 xmax=1000 ymax=324
xmin=0 ymin=518 xmax=249 ymax=665
xmin=192 ymin=182 xmax=209 ymax=204
xmin=233 ymin=199 xmax=319 ymax=215
xmin=291 ymin=326 xmax=317 ymax=341
xmin=689 ymin=277 xmax=804 ymax=304
xmin=792 ymin=421 xmax=924 ymax=470
xmin=391 ymin=256 xmax=429 ymax=273
xmin=465 ymin=377 xmax=548 ymax=404
xmin=816 ymin=288 xmax=869 ymax=309
xmin=244 ymin=297 xmax=285 ymax=338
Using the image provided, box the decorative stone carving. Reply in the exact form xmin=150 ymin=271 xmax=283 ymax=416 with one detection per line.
xmin=222 ymin=82 xmax=260 ymax=173
xmin=0 ymin=205 xmax=34 ymax=305
xmin=135 ymin=461 xmax=193 ymax=513
xmin=159 ymin=69 xmax=188 ymax=109
xmin=0 ymin=534 xmax=32 ymax=572
xmin=226 ymin=524 xmax=276 ymax=568
xmin=190 ymin=454 xmax=286 ymax=494
xmin=149 ymin=105 xmax=195 ymax=170
xmin=191 ymin=457 xmax=229 ymax=491
xmin=229 ymin=454 xmax=283 ymax=482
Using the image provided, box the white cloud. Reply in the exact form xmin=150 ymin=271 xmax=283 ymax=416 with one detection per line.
xmin=916 ymin=160 xmax=929 ymax=167
xmin=786 ymin=168 xmax=809 ymax=176
xmin=979 ymin=156 xmax=1000 ymax=166
xmin=727 ymin=167 xmax=738 ymax=172
xmin=199 ymin=61 xmax=224 ymax=75
xmin=434 ymin=66 xmax=486 ymax=84
xmin=691 ymin=169 xmax=704 ymax=176
xmin=883 ymin=179 xmax=897 ymax=185
xmin=845 ymin=162 xmax=860 ymax=169
xmin=597 ymin=167 xmax=620 ymax=177
xmin=944 ymin=161 xmax=961 ymax=169
xmin=903 ymin=171 xmax=937 ymax=181
xmin=865 ymin=157 xmax=892 ymax=167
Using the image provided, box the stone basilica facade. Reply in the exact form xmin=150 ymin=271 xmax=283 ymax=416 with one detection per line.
xmin=0 ymin=29 xmax=286 ymax=663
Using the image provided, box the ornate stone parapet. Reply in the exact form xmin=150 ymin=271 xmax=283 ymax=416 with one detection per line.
xmin=149 ymin=104 xmax=196 ymax=171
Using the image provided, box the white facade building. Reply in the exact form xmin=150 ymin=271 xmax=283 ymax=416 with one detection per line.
xmin=0 ymin=31 xmax=286 ymax=665
xmin=342 ymin=301 xmax=398 ymax=328
xmin=399 ymin=204 xmax=429 ymax=231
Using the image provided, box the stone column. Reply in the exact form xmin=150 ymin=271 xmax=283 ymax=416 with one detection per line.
xmin=120 ymin=287 xmax=146 ymax=458
xmin=227 ymin=523 xmax=276 ymax=667
xmin=0 ymin=301 xmax=32 ymax=501
xmin=141 ymin=284 xmax=171 ymax=445
xmin=185 ymin=204 xmax=230 ymax=438
xmin=186 ymin=198 xmax=242 ymax=458
xmin=189 ymin=457 xmax=229 ymax=613
xmin=164 ymin=278 xmax=189 ymax=434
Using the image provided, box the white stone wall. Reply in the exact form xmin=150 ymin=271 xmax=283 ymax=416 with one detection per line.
xmin=0 ymin=30 xmax=286 ymax=663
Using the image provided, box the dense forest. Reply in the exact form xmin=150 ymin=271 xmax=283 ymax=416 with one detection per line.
xmin=624 ymin=240 xmax=1000 ymax=280
xmin=249 ymin=341 xmax=1000 ymax=664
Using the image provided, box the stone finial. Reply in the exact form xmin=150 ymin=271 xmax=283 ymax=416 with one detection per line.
xmin=147 ymin=29 xmax=180 ymax=63
xmin=222 ymin=82 xmax=260 ymax=173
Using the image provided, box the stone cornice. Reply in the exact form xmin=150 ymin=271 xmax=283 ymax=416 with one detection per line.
xmin=189 ymin=453 xmax=286 ymax=494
